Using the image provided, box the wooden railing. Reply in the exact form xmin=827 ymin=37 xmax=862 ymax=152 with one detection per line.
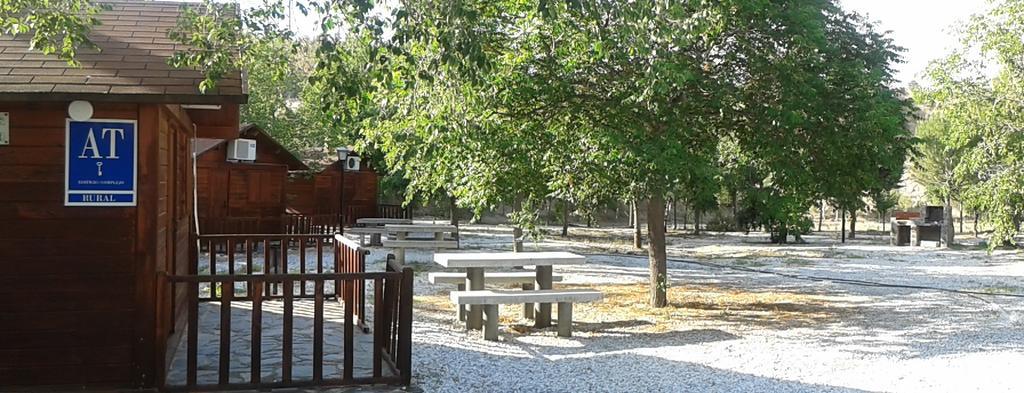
xmin=282 ymin=213 xmax=345 ymax=235
xmin=164 ymin=266 xmax=413 ymax=391
xmin=195 ymin=234 xmax=370 ymax=325
xmin=165 ymin=235 xmax=411 ymax=391
xmin=196 ymin=234 xmax=337 ymax=301
xmin=199 ymin=217 xmax=276 ymax=235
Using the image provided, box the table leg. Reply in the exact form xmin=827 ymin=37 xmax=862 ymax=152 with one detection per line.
xmin=522 ymin=283 xmax=534 ymax=319
xmin=466 ymin=267 xmax=484 ymax=330
xmin=535 ymin=265 xmax=553 ymax=327
xmin=395 ymin=231 xmax=406 ymax=264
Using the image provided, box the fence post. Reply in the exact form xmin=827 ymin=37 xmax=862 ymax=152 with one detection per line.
xmin=399 ymin=266 xmax=414 ymax=385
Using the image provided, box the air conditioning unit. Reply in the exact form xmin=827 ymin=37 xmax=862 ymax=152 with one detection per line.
xmin=344 ymin=156 xmax=361 ymax=171
xmin=227 ymin=138 xmax=257 ymax=162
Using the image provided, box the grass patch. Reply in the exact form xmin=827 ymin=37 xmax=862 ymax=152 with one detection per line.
xmin=415 ymin=282 xmax=855 ymax=335
xmin=971 ymin=285 xmax=1022 ymax=295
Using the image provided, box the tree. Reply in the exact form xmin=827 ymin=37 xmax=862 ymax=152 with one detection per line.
xmin=1 ymin=0 xmax=105 ymax=65
xmin=10 ymin=0 xmax=913 ymax=305
xmin=914 ymin=0 xmax=1024 ymax=248
xmin=908 ymin=112 xmax=969 ymax=246
xmin=871 ymin=190 xmax=901 ymax=231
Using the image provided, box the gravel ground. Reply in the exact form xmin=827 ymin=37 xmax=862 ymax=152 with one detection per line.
xmin=388 ymin=224 xmax=1024 ymax=393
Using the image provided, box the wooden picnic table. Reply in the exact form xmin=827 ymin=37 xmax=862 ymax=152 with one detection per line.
xmin=433 ymin=251 xmax=585 ymax=330
xmin=384 ymin=224 xmax=459 ymax=264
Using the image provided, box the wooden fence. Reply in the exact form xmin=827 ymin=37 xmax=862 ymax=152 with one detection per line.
xmin=282 ymin=213 xmax=345 ymax=235
xmin=165 ymin=235 xmax=411 ymax=391
xmin=195 ymin=234 xmax=368 ymax=325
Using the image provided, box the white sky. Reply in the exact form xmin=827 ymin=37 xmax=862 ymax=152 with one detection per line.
xmin=234 ymin=0 xmax=991 ymax=86
xmin=838 ymin=0 xmax=991 ymax=86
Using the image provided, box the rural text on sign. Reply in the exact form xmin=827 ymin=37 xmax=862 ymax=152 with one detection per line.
xmin=65 ymin=119 xmax=137 ymax=206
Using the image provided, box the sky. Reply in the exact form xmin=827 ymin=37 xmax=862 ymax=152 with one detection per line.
xmin=235 ymin=0 xmax=991 ymax=87
xmin=838 ymin=0 xmax=991 ymax=86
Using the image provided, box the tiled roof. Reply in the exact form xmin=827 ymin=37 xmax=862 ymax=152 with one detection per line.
xmin=0 ymin=0 xmax=247 ymax=104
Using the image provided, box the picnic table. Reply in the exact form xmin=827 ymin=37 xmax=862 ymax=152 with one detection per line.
xmin=383 ymin=224 xmax=459 ymax=264
xmin=352 ymin=217 xmax=413 ymax=245
xmin=433 ymin=251 xmax=585 ymax=331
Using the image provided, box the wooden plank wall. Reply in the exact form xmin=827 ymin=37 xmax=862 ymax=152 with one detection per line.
xmin=285 ymin=164 xmax=379 ymax=217
xmin=0 ymin=102 xmax=140 ymax=387
xmin=195 ymin=143 xmax=289 ymax=234
xmin=0 ymin=102 xmax=196 ymax=389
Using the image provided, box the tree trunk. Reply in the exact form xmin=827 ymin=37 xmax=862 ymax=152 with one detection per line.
xmin=561 ymin=199 xmax=570 ymax=237
xmin=974 ymin=211 xmax=979 ymax=238
xmin=449 ymin=195 xmax=458 ymax=226
xmin=694 ymin=210 xmax=702 ymax=235
xmin=879 ymin=210 xmax=885 ymax=232
xmin=849 ymin=209 xmax=857 ymax=240
xmin=818 ymin=200 xmax=824 ymax=232
xmin=941 ymin=198 xmax=954 ymax=247
xmin=633 ymin=199 xmax=643 ymax=249
xmin=647 ymin=194 xmax=668 ymax=308
xmin=512 ymin=198 xmax=524 ymax=252
xmin=840 ymin=209 xmax=846 ymax=243
xmin=628 ymin=201 xmax=634 ymax=228
xmin=731 ymin=190 xmax=739 ymax=230
xmin=672 ymin=199 xmax=678 ymax=230
xmin=958 ymin=202 xmax=964 ymax=234
xmin=449 ymin=195 xmax=460 ymax=244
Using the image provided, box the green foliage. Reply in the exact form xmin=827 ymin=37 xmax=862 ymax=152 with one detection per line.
xmin=0 ymin=0 xmax=106 ymax=65
xmin=914 ymin=0 xmax=1024 ymax=248
xmin=909 ymin=112 xmax=971 ymax=205
xmin=168 ymin=0 xmax=295 ymax=94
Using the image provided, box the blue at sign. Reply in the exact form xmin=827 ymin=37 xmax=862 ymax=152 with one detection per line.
xmin=65 ymin=119 xmax=137 ymax=206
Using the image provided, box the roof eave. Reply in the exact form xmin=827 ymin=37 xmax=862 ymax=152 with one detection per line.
xmin=0 ymin=92 xmax=248 ymax=105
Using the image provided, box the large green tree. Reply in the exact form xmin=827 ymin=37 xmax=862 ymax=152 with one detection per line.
xmin=915 ymin=0 xmax=1024 ymax=248
xmin=10 ymin=0 xmax=912 ymax=305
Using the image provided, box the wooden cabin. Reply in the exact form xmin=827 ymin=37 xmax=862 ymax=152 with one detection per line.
xmin=195 ymin=124 xmax=308 ymax=234
xmin=286 ymin=152 xmax=387 ymax=226
xmin=0 ymin=1 xmax=246 ymax=390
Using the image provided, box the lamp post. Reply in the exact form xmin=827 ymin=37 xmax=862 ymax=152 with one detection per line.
xmin=337 ymin=147 xmax=351 ymax=232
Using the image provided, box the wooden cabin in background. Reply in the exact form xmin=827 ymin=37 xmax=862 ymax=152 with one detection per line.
xmin=286 ymin=150 xmax=398 ymax=227
xmin=0 ymin=1 xmax=246 ymax=389
xmin=195 ymin=124 xmax=308 ymax=234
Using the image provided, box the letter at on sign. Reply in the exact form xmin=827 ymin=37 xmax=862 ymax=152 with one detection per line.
xmin=0 ymin=112 xmax=8 ymax=145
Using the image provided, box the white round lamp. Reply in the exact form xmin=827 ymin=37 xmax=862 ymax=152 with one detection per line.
xmin=68 ymin=100 xmax=94 ymax=121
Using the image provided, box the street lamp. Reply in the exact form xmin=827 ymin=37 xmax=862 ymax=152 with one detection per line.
xmin=337 ymin=147 xmax=351 ymax=231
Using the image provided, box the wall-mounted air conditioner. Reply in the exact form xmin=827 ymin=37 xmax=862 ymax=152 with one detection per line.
xmin=344 ymin=156 xmax=361 ymax=171
xmin=227 ymin=138 xmax=257 ymax=162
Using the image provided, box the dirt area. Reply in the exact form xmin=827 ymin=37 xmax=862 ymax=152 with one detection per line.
xmin=355 ymin=224 xmax=1024 ymax=393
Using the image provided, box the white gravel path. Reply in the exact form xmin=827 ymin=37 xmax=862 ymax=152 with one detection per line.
xmin=392 ymin=225 xmax=1024 ymax=393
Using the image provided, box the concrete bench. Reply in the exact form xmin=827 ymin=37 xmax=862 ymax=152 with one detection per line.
xmin=450 ymin=289 xmax=603 ymax=340
xmin=428 ymin=271 xmax=564 ymax=287
xmin=430 ymin=271 xmax=564 ymax=321
xmin=382 ymin=239 xmax=458 ymax=249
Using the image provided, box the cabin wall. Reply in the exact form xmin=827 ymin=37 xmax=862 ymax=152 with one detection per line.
xmin=188 ymin=104 xmax=239 ymax=140
xmin=0 ymin=102 xmax=195 ymax=389
xmin=196 ymin=143 xmax=288 ymax=234
xmin=285 ymin=165 xmax=379 ymax=221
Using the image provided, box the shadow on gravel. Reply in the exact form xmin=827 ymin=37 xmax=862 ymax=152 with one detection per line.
xmin=413 ymin=340 xmax=876 ymax=393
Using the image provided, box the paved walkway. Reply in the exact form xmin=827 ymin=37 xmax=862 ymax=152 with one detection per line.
xmin=166 ymin=299 xmax=388 ymax=386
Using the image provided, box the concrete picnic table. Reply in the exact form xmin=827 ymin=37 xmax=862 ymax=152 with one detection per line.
xmin=353 ymin=218 xmax=412 ymax=245
xmin=384 ymin=224 xmax=459 ymax=264
xmin=433 ymin=251 xmax=585 ymax=330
